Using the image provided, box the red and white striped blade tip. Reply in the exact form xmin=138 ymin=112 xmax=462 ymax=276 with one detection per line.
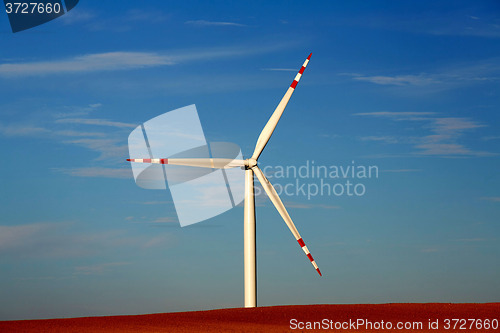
xmin=307 ymin=53 xmax=312 ymax=60
xmin=126 ymin=158 xmax=168 ymax=164
xmin=297 ymin=238 xmax=322 ymax=277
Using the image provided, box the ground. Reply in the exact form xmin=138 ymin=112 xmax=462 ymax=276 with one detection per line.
xmin=1 ymin=303 xmax=499 ymax=332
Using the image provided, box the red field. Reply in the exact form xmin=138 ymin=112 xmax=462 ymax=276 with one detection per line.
xmin=1 ymin=303 xmax=498 ymax=332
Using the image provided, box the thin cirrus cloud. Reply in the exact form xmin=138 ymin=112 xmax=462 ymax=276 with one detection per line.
xmin=0 ymin=118 xmax=133 ymax=138
xmin=414 ymin=14 xmax=500 ymax=38
xmin=353 ymin=74 xmax=439 ymax=86
xmin=0 ymin=222 xmax=63 ymax=252
xmin=343 ymin=58 xmax=500 ymax=90
xmin=140 ymin=201 xmax=172 ymax=205
xmin=415 ymin=117 xmax=491 ymax=156
xmin=480 ymin=197 xmax=500 ymax=202
xmin=73 ymin=262 xmax=132 ymax=276
xmin=359 ymin=136 xmax=399 ymax=144
xmin=261 ymin=68 xmax=298 ymax=72
xmin=354 ymin=111 xmax=435 ymax=118
xmin=62 ymin=138 xmax=128 ymax=160
xmin=0 ymin=44 xmax=285 ymax=77
xmin=55 ymin=118 xmax=136 ymax=128
xmin=0 ymin=120 xmax=130 ymax=162
xmin=354 ymin=112 xmax=494 ymax=157
xmin=63 ymin=9 xmax=170 ymax=32
xmin=54 ymin=130 xmax=106 ymax=137
xmin=0 ymin=103 xmax=136 ymax=172
xmin=453 ymin=238 xmax=490 ymax=243
xmin=482 ymin=136 xmax=500 ymax=141
xmin=55 ymin=167 xmax=131 ymax=179
xmin=0 ymin=222 xmax=171 ymax=259
xmin=60 ymin=9 xmax=96 ymax=25
xmin=152 ymin=217 xmax=176 ymax=223
xmin=185 ymin=20 xmax=246 ymax=27
xmin=0 ymin=222 xmax=96 ymax=258
xmin=380 ymin=169 xmax=422 ymax=173
xmin=340 ymin=11 xmax=500 ymax=38
xmin=52 ymin=102 xmax=102 ymax=119
xmin=0 ymin=123 xmax=49 ymax=137
xmin=283 ymin=201 xmax=340 ymax=210
xmin=0 ymin=52 xmax=174 ymax=77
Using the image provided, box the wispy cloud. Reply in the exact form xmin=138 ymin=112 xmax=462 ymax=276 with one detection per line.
xmin=55 ymin=118 xmax=136 ymax=128
xmin=341 ymin=10 xmax=500 ymax=38
xmin=421 ymin=247 xmax=439 ymax=253
xmin=63 ymin=138 xmax=128 ymax=160
xmin=353 ymin=74 xmax=439 ymax=86
xmin=140 ymin=201 xmax=172 ymax=205
xmin=1 ymin=103 xmax=134 ymax=171
xmin=0 ymin=52 xmax=174 ymax=77
xmin=0 ymin=222 xmax=173 ymax=258
xmin=284 ymin=201 xmax=340 ymax=210
xmin=261 ymin=68 xmax=298 ymax=72
xmin=60 ymin=9 xmax=96 ymax=25
xmin=414 ymin=143 xmax=477 ymax=156
xmin=359 ymin=136 xmax=399 ymax=144
xmin=0 ymin=123 xmax=49 ymax=136
xmin=345 ymin=58 xmax=500 ymax=91
xmin=52 ymin=103 xmax=102 ymax=118
xmin=0 ymin=223 xmax=64 ymax=255
xmin=0 ymin=222 xmax=98 ymax=258
xmin=431 ymin=117 xmax=485 ymax=132
xmin=354 ymin=111 xmax=435 ymax=118
xmin=318 ymin=133 xmax=341 ymax=139
xmin=415 ymin=117 xmax=490 ymax=156
xmin=355 ymin=112 xmax=494 ymax=157
xmin=54 ymin=130 xmax=106 ymax=137
xmin=152 ymin=217 xmax=176 ymax=223
xmin=0 ymin=44 xmax=287 ymax=77
xmin=125 ymin=216 xmax=178 ymax=226
xmin=55 ymin=167 xmax=131 ymax=179
xmin=143 ymin=234 xmax=171 ymax=247
xmin=185 ymin=20 xmax=246 ymax=27
xmin=482 ymin=135 xmax=500 ymax=141
xmin=71 ymin=9 xmax=171 ymax=32
xmin=74 ymin=262 xmax=131 ymax=275
xmin=425 ymin=15 xmax=500 ymax=38
xmin=480 ymin=197 xmax=500 ymax=202
xmin=453 ymin=238 xmax=489 ymax=242
xmin=380 ymin=169 xmax=422 ymax=173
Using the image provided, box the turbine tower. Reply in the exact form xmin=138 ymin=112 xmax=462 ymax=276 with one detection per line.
xmin=128 ymin=53 xmax=321 ymax=308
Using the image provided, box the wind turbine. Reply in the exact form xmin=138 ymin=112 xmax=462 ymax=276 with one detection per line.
xmin=127 ymin=53 xmax=321 ymax=307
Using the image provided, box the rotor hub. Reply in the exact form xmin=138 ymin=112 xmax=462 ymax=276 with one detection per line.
xmin=246 ymin=158 xmax=258 ymax=169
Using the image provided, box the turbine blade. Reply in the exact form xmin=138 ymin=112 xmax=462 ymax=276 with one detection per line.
xmin=127 ymin=158 xmax=245 ymax=169
xmin=252 ymin=166 xmax=321 ymax=276
xmin=251 ymin=53 xmax=312 ymax=161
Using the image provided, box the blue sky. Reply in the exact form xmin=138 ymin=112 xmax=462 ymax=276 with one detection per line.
xmin=0 ymin=0 xmax=499 ymax=320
